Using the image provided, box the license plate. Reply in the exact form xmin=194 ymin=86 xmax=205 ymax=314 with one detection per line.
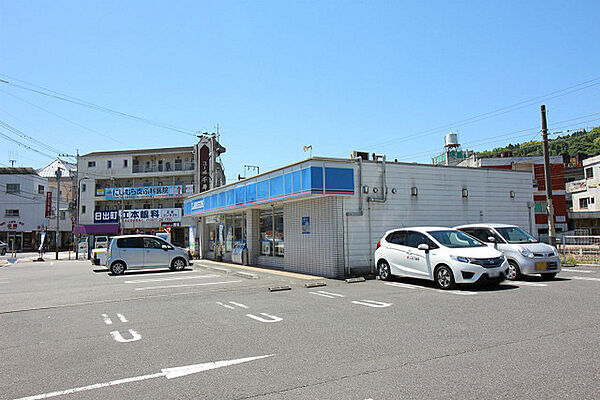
xmin=535 ymin=262 xmax=547 ymax=270
xmin=488 ymin=270 xmax=499 ymax=278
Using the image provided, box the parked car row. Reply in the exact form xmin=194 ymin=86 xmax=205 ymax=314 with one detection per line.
xmin=375 ymin=224 xmax=561 ymax=290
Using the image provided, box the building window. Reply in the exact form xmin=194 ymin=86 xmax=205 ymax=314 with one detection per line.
xmin=259 ymin=208 xmax=284 ymax=257
xmin=38 ymin=185 xmax=45 ymax=194
xmin=88 ymin=161 xmax=96 ymax=168
xmin=107 ymin=160 xmax=112 ymax=169
xmin=534 ymin=201 xmax=547 ymax=213
xmin=123 ymin=159 xmax=128 ymax=168
xmin=82 ymin=205 xmax=86 ymax=214
xmin=580 ymin=198 xmax=589 ymax=209
xmin=5 ymin=209 xmax=19 ymax=217
xmin=82 ymin=183 xmax=86 ymax=192
xmin=591 ymin=197 xmax=596 ymax=204
xmin=6 ymin=183 xmax=20 ymax=194
xmin=60 ymin=211 xmax=66 ymax=220
xmin=585 ymin=167 xmax=594 ymax=179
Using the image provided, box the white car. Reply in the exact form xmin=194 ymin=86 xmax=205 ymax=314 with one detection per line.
xmin=454 ymin=224 xmax=561 ymax=280
xmin=375 ymin=227 xmax=509 ymax=290
xmin=94 ymin=236 xmax=109 ymax=249
xmin=91 ymin=248 xmax=107 ymax=267
xmin=0 ymin=240 xmax=7 ymax=255
xmin=106 ymin=235 xmax=192 ymax=275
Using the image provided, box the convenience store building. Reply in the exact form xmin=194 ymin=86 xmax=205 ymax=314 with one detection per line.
xmin=183 ymin=156 xmax=535 ymax=278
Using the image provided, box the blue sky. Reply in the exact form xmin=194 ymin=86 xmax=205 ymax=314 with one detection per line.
xmin=1 ymin=1 xmax=599 ymax=181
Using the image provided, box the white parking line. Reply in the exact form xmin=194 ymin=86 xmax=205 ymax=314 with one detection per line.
xmin=562 ymin=269 xmax=596 ymax=274
xmin=124 ymin=274 xmax=219 ymax=284
xmin=507 ymin=281 xmax=548 ymax=287
xmin=101 ymin=314 xmax=112 ymax=325
xmin=229 ymin=301 xmax=248 ymax=309
xmin=309 ymin=292 xmax=336 ymax=298
xmin=317 ymin=291 xmax=344 ymax=297
xmin=352 ymin=300 xmax=392 ymax=308
xmin=216 ymin=301 xmax=235 ymax=310
xmin=384 ymin=281 xmax=477 ymax=295
xmin=116 ymin=313 xmax=128 ymax=323
xmin=246 ymin=313 xmax=283 ymax=323
xmin=569 ymin=276 xmax=600 ymax=282
xmin=134 ymin=280 xmax=242 ymax=291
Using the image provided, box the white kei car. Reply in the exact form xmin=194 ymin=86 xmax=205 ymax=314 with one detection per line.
xmin=375 ymin=227 xmax=509 ymax=290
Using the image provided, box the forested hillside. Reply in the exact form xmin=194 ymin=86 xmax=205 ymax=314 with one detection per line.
xmin=478 ymin=126 xmax=600 ymax=158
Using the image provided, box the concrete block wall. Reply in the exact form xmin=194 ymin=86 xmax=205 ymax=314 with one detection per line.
xmin=283 ymin=196 xmax=345 ymax=278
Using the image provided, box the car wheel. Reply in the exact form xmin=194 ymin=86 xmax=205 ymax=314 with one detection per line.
xmin=506 ymin=261 xmax=521 ymax=281
xmin=435 ymin=265 xmax=455 ymax=290
xmin=110 ymin=262 xmax=126 ymax=275
xmin=172 ymin=258 xmax=186 ymax=271
xmin=378 ymin=260 xmax=392 ymax=281
xmin=540 ymin=273 xmax=557 ymax=280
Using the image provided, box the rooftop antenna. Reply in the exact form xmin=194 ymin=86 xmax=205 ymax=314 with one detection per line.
xmin=303 ymin=145 xmax=313 ymax=158
xmin=8 ymin=150 xmax=16 ymax=167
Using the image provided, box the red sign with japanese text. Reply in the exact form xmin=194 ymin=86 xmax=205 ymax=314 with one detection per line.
xmin=45 ymin=192 xmax=52 ymax=218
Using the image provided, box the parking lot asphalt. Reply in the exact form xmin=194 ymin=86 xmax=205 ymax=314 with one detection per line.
xmin=1 ymin=261 xmax=599 ymax=399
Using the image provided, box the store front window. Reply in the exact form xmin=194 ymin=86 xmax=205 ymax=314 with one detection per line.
xmin=206 ymin=213 xmax=246 ymax=256
xmin=260 ymin=208 xmax=284 ymax=257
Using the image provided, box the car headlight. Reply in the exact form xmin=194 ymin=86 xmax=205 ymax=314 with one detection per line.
xmin=551 ymin=247 xmax=559 ymax=257
xmin=518 ymin=247 xmax=534 ymax=258
xmin=450 ymin=255 xmax=470 ymax=263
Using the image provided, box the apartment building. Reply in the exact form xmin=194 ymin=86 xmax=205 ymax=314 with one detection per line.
xmin=77 ymin=142 xmax=225 ymax=247
xmin=0 ymin=168 xmax=47 ymax=251
xmin=566 ymin=154 xmax=600 ymax=234
xmin=458 ymin=155 xmax=568 ymax=238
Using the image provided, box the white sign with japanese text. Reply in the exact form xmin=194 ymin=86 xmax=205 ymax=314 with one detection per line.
xmin=120 ymin=208 xmax=182 ymax=223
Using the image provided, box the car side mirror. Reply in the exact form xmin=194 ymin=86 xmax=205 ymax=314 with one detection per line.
xmin=162 ymin=245 xmax=169 ymax=251
xmin=488 ymin=236 xmax=496 ymax=243
xmin=417 ymin=243 xmax=430 ymax=252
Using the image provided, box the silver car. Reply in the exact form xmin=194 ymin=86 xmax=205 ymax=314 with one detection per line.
xmin=454 ymin=224 xmax=561 ymax=280
xmin=106 ymin=235 xmax=192 ymax=275
xmin=0 ymin=240 xmax=7 ymax=255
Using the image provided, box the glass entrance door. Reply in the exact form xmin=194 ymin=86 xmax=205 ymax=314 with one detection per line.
xmin=7 ymin=232 xmax=23 ymax=252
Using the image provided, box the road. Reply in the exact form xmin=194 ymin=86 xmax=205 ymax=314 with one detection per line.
xmin=1 ymin=260 xmax=599 ymax=399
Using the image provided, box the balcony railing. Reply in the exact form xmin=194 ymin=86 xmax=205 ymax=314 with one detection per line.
xmin=132 ymin=162 xmax=195 ymax=173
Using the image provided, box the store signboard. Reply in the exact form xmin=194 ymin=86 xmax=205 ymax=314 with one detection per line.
xmin=94 ymin=210 xmax=119 ymax=224
xmin=120 ymin=208 xmax=182 ymax=223
xmin=45 ymin=192 xmax=52 ymax=218
xmin=199 ymin=145 xmax=210 ymax=192
xmin=105 ymin=185 xmax=183 ymax=200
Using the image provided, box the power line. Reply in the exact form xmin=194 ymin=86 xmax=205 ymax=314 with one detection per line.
xmin=0 ymin=119 xmax=64 ymax=155
xmin=0 ymin=127 xmax=55 ymax=159
xmin=0 ymin=88 xmax=133 ymax=148
xmin=344 ymin=77 xmax=600 ymax=155
xmin=0 ymin=73 xmax=199 ymax=137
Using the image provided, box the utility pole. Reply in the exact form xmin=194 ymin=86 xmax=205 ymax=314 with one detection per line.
xmin=75 ymin=150 xmax=80 ymax=260
xmin=55 ymin=167 xmax=62 ymax=260
xmin=541 ymin=104 xmax=557 ymax=247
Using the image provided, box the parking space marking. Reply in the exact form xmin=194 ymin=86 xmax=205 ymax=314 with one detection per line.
xmin=383 ymin=281 xmax=477 ymax=295
xmin=568 ymin=276 xmax=600 ymax=282
xmin=101 ymin=314 xmax=112 ymax=325
xmin=124 ymin=274 xmax=219 ymax=284
xmin=310 ymin=292 xmax=336 ymax=298
xmin=216 ymin=301 xmax=235 ymax=310
xmin=246 ymin=313 xmax=283 ymax=323
xmin=352 ymin=300 xmax=392 ymax=308
xmin=229 ymin=301 xmax=248 ymax=309
xmin=110 ymin=329 xmax=142 ymax=343
xmin=562 ymin=269 xmax=596 ymax=274
xmin=134 ymin=280 xmax=242 ymax=291
xmin=506 ymin=281 xmax=548 ymax=287
xmin=116 ymin=313 xmax=128 ymax=323
xmin=317 ymin=290 xmax=344 ymax=297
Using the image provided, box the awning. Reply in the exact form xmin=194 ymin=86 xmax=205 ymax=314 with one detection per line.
xmin=73 ymin=224 xmax=120 ymax=234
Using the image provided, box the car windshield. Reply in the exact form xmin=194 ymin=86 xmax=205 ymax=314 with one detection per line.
xmin=428 ymin=230 xmax=486 ymax=248
xmin=495 ymin=227 xmax=537 ymax=243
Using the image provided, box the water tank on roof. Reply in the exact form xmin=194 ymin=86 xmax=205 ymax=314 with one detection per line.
xmin=445 ymin=132 xmax=459 ymax=147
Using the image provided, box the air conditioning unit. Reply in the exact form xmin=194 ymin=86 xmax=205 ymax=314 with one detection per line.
xmin=349 ymin=151 xmax=369 ymax=160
